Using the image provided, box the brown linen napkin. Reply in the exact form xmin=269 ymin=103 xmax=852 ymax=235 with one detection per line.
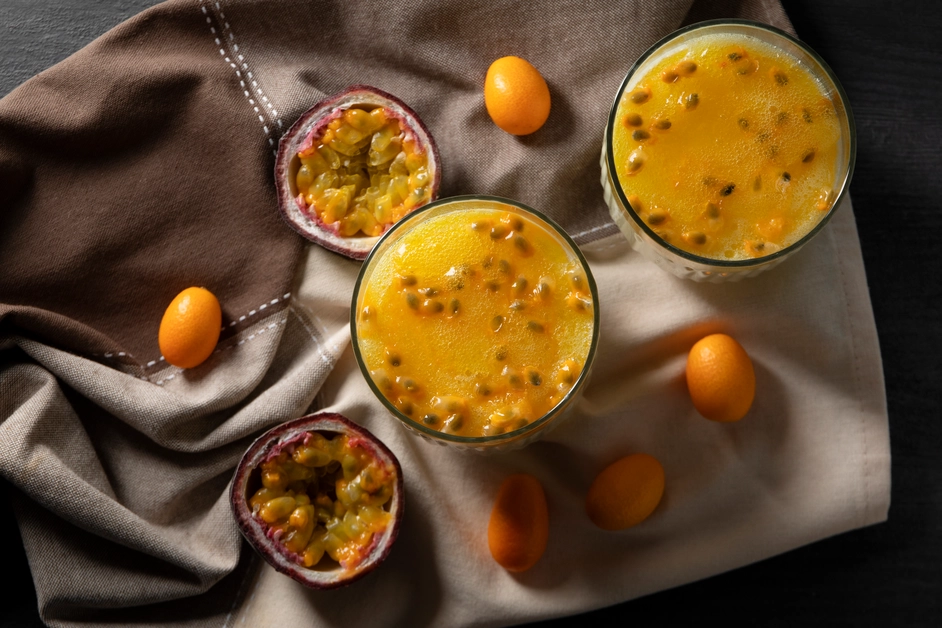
xmin=0 ymin=0 xmax=888 ymax=626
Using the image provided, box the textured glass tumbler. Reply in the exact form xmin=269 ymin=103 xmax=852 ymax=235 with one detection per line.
xmin=351 ymin=195 xmax=600 ymax=453
xmin=601 ymin=20 xmax=856 ymax=282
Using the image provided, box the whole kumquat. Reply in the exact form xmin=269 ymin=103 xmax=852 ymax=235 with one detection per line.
xmin=484 ymin=56 xmax=551 ymax=136
xmin=158 ymin=287 xmax=222 ymax=368
xmin=685 ymin=333 xmax=755 ymax=422
xmin=488 ymin=474 xmax=549 ymax=572
xmin=586 ymin=453 xmax=665 ymax=531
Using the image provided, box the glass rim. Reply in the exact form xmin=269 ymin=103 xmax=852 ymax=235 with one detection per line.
xmin=350 ymin=194 xmax=601 ymax=446
xmin=604 ymin=18 xmax=857 ymax=268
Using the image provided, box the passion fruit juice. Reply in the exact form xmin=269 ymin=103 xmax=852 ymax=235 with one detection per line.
xmin=355 ymin=204 xmax=595 ymax=438
xmin=611 ymin=31 xmax=843 ymax=260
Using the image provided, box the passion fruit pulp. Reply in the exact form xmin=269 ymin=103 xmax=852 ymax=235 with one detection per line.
xmin=275 ymin=85 xmax=441 ymax=260
xmin=230 ymin=412 xmax=404 ymax=589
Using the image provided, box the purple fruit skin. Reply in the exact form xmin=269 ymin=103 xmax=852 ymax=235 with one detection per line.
xmin=230 ymin=412 xmax=405 ymax=590
xmin=274 ymin=85 xmax=442 ymax=260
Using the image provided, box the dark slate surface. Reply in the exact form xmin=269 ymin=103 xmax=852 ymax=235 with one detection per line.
xmin=2 ymin=0 xmax=940 ymax=626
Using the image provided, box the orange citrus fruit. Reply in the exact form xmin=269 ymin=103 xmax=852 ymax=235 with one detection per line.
xmin=484 ymin=56 xmax=551 ymax=135
xmin=685 ymin=333 xmax=755 ymax=422
xmin=158 ymin=287 xmax=222 ymax=368
xmin=487 ymin=474 xmax=549 ymax=572
xmin=586 ymin=453 xmax=665 ymax=531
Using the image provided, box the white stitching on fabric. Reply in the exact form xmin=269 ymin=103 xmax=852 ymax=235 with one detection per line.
xmin=201 ymin=2 xmax=281 ymax=153
xmin=288 ymin=300 xmax=342 ymax=362
xmin=571 ymin=221 xmax=618 ymax=240
xmin=153 ymin=315 xmax=289 ymax=386
xmin=225 ymin=294 xmax=291 ymax=328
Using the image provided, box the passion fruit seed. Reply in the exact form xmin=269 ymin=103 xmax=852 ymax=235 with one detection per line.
xmin=628 ymin=87 xmax=651 ymax=104
xmin=677 ymin=60 xmax=697 ymax=76
xmin=624 ymin=113 xmax=643 ymax=127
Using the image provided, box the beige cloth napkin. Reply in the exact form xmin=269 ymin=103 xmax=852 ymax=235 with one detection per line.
xmin=0 ymin=0 xmax=889 ymax=626
xmin=228 ymin=195 xmax=889 ymax=627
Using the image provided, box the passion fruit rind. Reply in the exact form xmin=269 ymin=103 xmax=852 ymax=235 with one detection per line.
xmin=230 ymin=412 xmax=405 ymax=590
xmin=275 ymin=85 xmax=442 ymax=260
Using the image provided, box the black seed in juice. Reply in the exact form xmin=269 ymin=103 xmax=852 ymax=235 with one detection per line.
xmin=528 ymin=370 xmax=542 ymax=386
xmin=647 ymin=211 xmax=667 ymax=226
xmin=782 ymin=172 xmax=791 ymax=183
xmin=728 ymin=52 xmax=742 ymax=61
xmin=654 ymin=118 xmax=671 ymax=130
xmin=802 ymin=108 xmax=813 ymax=123
xmin=406 ymin=293 xmax=419 ymax=309
xmin=632 ymin=129 xmax=650 ymax=141
xmin=498 ymin=259 xmax=511 ymax=274
xmin=491 ymin=315 xmax=504 ymax=332
xmin=624 ymin=113 xmax=643 ymax=127
xmin=495 ymin=346 xmax=508 ymax=361
xmin=684 ymin=93 xmax=699 ymax=110
xmin=802 ymin=149 xmax=816 ymax=163
xmin=422 ymin=413 xmax=439 ymax=426
xmin=721 ymin=183 xmax=735 ymax=196
xmin=514 ymin=236 xmax=532 ymax=254
xmin=738 ymin=118 xmax=749 ymax=130
xmin=450 ymin=298 xmax=460 ymax=314
xmin=490 ymin=225 xmax=507 ymax=239
xmin=527 ymin=321 xmax=545 ymax=333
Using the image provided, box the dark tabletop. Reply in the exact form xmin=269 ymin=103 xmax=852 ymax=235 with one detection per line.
xmin=2 ymin=0 xmax=940 ymax=626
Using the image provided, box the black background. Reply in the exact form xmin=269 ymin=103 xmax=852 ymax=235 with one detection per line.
xmin=2 ymin=0 xmax=940 ymax=626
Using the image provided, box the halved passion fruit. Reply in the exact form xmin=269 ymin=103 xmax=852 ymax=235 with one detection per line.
xmin=275 ymin=85 xmax=441 ymax=259
xmin=230 ymin=412 xmax=404 ymax=589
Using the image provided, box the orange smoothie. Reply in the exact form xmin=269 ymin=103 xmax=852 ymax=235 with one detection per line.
xmin=355 ymin=204 xmax=595 ymax=438
xmin=611 ymin=32 xmax=843 ymax=260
